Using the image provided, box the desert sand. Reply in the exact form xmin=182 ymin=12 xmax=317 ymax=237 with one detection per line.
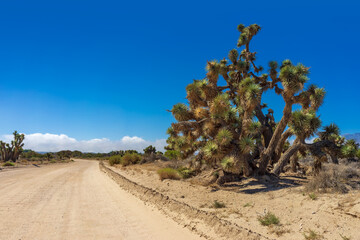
xmin=107 ymin=161 xmax=360 ymax=240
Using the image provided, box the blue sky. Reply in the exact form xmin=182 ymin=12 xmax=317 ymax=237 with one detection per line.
xmin=0 ymin=0 xmax=359 ymax=151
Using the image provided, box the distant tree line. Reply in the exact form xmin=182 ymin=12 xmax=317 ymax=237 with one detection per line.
xmin=0 ymin=132 xmax=175 ymax=164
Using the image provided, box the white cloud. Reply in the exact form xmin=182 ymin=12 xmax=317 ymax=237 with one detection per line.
xmin=0 ymin=133 xmax=167 ymax=153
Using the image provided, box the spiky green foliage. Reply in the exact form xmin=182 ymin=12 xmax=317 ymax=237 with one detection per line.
xmin=164 ymin=150 xmax=181 ymax=160
xmin=171 ymin=103 xmax=192 ymax=121
xmin=216 ymin=129 xmax=233 ymax=146
xmin=341 ymin=140 xmax=359 ymax=158
xmin=221 ymin=156 xmax=235 ymax=171
xmin=165 ymin=24 xmax=339 ymax=177
xmin=203 ymin=141 xmax=219 ymax=158
xmin=210 ymin=94 xmax=231 ymax=118
xmin=319 ymin=123 xmax=340 ymax=141
xmin=289 ymin=110 xmax=321 ymax=140
xmin=239 ymin=137 xmax=256 ymax=154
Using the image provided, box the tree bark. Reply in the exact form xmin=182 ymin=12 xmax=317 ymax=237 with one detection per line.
xmin=273 ymin=129 xmax=293 ymax=165
xmin=272 ymin=139 xmax=301 ymax=176
xmin=290 ymin=154 xmax=299 ymax=172
xmin=255 ymin=105 xmax=273 ymax=148
xmin=258 ymin=102 xmax=293 ymax=174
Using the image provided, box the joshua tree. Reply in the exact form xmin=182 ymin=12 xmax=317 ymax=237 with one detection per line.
xmin=143 ymin=145 xmax=156 ymax=155
xmin=45 ymin=153 xmax=53 ymax=161
xmin=166 ymin=24 xmax=340 ymax=179
xmin=0 ymin=131 xmax=25 ymax=162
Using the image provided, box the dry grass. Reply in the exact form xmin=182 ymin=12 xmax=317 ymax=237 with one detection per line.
xmin=305 ymin=163 xmax=360 ymax=193
xmin=157 ymin=168 xmax=181 ymax=180
xmin=212 ymin=200 xmax=226 ymax=208
xmin=269 ymin=225 xmax=290 ymax=237
xmin=303 ymin=229 xmax=323 ymax=240
xmin=243 ymin=202 xmax=253 ymax=207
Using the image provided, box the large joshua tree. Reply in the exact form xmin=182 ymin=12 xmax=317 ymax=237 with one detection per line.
xmin=166 ymin=24 xmax=339 ymax=178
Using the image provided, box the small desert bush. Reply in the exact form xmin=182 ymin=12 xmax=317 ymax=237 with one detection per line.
xmin=121 ymin=153 xmax=141 ymax=166
xmin=243 ymin=202 xmax=253 ymax=207
xmin=50 ymin=160 xmax=56 ymax=163
xmin=258 ymin=212 xmax=280 ymax=226
xmin=157 ymin=168 xmax=181 ymax=180
xmin=109 ymin=155 xmax=122 ymax=166
xmin=3 ymin=161 xmax=15 ymax=167
xmin=303 ymin=229 xmax=322 ymax=240
xmin=305 ymin=163 xmax=360 ymax=193
xmin=308 ymin=193 xmax=317 ymax=200
xmin=213 ymin=200 xmax=226 ymax=208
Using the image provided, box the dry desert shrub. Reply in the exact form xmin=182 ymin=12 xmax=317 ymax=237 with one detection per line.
xmin=157 ymin=168 xmax=181 ymax=180
xmin=269 ymin=225 xmax=290 ymax=237
xmin=121 ymin=153 xmax=141 ymax=166
xmin=212 ymin=200 xmax=226 ymax=208
xmin=305 ymin=163 xmax=360 ymax=193
xmin=303 ymin=229 xmax=323 ymax=240
xmin=258 ymin=212 xmax=280 ymax=226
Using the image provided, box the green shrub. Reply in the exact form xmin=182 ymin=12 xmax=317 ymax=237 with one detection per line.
xmin=109 ymin=155 xmax=122 ymax=166
xmin=50 ymin=160 xmax=56 ymax=163
xmin=157 ymin=168 xmax=181 ymax=180
xmin=258 ymin=212 xmax=280 ymax=226
xmin=121 ymin=153 xmax=141 ymax=166
xmin=213 ymin=200 xmax=226 ymax=208
xmin=3 ymin=161 xmax=15 ymax=167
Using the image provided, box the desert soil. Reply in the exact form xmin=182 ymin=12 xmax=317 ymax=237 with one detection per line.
xmin=0 ymin=160 xmax=204 ymax=240
xmin=108 ymin=162 xmax=360 ymax=240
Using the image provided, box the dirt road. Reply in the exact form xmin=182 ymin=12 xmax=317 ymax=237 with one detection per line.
xmin=0 ymin=160 xmax=203 ymax=240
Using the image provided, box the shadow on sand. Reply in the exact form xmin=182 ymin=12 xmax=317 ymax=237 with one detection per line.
xmin=220 ymin=175 xmax=307 ymax=194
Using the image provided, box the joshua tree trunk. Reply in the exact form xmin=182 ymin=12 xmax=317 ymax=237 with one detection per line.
xmin=290 ymin=154 xmax=298 ymax=172
xmin=329 ymin=154 xmax=338 ymax=164
xmin=232 ymin=147 xmax=253 ymax=177
xmin=255 ymin=105 xmax=273 ymax=148
xmin=272 ymin=139 xmax=301 ymax=176
xmin=0 ymin=142 xmax=12 ymax=162
xmin=241 ymin=154 xmax=253 ymax=177
xmin=258 ymin=102 xmax=293 ymax=174
xmin=273 ymin=129 xmax=293 ymax=165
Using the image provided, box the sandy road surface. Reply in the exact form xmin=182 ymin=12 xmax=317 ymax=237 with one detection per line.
xmin=0 ymin=160 xmax=203 ymax=240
